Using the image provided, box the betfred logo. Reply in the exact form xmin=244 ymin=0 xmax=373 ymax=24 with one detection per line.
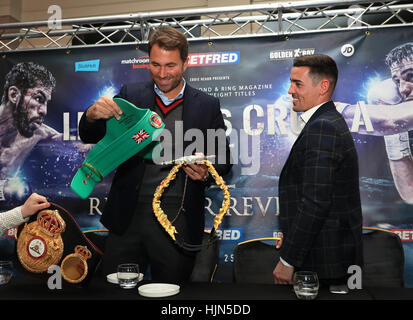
xmin=187 ymin=51 xmax=240 ymax=66
xmin=215 ymin=228 xmax=243 ymax=241
xmin=391 ymin=229 xmax=413 ymax=242
xmin=206 ymin=228 xmax=243 ymax=241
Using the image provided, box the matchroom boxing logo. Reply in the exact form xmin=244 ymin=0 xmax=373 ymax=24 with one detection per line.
xmin=121 ymin=56 xmax=150 ymax=69
xmin=121 ymin=51 xmax=240 ymax=69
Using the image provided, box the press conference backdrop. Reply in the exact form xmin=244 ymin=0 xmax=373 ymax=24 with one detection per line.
xmin=1 ymin=26 xmax=412 ymax=286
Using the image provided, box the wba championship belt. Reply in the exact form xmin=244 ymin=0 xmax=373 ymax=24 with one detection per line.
xmin=61 ymin=245 xmax=92 ymax=284
xmin=153 ymin=155 xmax=230 ymax=251
xmin=17 ymin=210 xmax=65 ymax=273
xmin=71 ymin=97 xmax=165 ymax=199
xmin=16 ymin=203 xmax=103 ymax=286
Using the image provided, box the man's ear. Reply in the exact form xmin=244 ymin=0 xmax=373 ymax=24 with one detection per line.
xmin=319 ymin=79 xmax=330 ymax=96
xmin=8 ymin=86 xmax=21 ymax=104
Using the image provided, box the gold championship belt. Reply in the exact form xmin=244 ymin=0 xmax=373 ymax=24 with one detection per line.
xmin=153 ymin=155 xmax=230 ymax=251
xmin=17 ymin=210 xmax=66 ymax=273
xmin=16 ymin=203 xmax=103 ymax=286
xmin=61 ymin=245 xmax=92 ymax=284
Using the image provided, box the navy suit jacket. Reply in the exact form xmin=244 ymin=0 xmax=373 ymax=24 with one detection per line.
xmin=278 ymin=101 xmax=363 ymax=279
xmin=79 ymin=82 xmax=232 ymax=245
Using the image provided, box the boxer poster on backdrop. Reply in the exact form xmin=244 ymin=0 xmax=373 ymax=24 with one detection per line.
xmin=0 ymin=26 xmax=412 ymax=286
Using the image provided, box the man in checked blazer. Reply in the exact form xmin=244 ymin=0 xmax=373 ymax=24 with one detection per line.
xmin=273 ymin=54 xmax=363 ymax=286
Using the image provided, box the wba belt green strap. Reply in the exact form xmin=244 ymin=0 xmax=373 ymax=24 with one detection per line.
xmin=70 ymin=97 xmax=165 ymax=199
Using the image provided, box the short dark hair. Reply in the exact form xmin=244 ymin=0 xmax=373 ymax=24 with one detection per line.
xmin=385 ymin=42 xmax=413 ymax=70
xmin=293 ymin=54 xmax=338 ymax=92
xmin=2 ymin=62 xmax=56 ymax=104
xmin=148 ymin=26 xmax=189 ymax=62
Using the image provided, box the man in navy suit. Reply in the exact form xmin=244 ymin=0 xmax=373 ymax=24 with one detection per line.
xmin=273 ymin=54 xmax=363 ymax=287
xmin=79 ymin=26 xmax=231 ymax=283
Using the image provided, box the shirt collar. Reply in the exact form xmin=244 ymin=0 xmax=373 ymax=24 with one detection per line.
xmin=154 ymin=78 xmax=186 ymax=106
xmin=299 ymin=102 xmax=325 ymax=124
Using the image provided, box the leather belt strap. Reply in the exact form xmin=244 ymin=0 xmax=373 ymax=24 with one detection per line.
xmin=71 ymin=97 xmax=165 ymax=199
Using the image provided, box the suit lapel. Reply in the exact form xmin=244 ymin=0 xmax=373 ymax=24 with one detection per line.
xmin=140 ymin=82 xmax=156 ymax=110
xmin=182 ymin=85 xmax=201 ymax=133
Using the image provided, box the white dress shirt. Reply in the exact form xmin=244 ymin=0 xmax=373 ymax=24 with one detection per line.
xmin=154 ymin=78 xmax=186 ymax=106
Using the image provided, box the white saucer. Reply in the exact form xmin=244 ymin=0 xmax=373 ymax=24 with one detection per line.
xmin=138 ymin=283 xmax=180 ymax=298
xmin=106 ymin=272 xmax=144 ymax=284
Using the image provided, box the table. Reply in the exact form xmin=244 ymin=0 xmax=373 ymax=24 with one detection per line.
xmin=1 ymin=272 xmax=412 ymax=300
xmin=1 ymin=273 xmax=412 ymax=319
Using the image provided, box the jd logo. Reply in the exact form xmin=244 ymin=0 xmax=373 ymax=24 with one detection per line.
xmin=341 ymin=44 xmax=355 ymax=57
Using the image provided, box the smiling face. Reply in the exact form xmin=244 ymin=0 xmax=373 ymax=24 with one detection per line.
xmin=12 ymin=85 xmax=52 ymax=137
xmin=149 ymin=43 xmax=187 ymax=99
xmin=288 ymin=66 xmax=324 ymax=113
xmin=391 ymin=59 xmax=413 ymax=102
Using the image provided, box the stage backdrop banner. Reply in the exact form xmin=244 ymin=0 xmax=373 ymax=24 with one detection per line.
xmin=0 ymin=26 xmax=412 ymax=286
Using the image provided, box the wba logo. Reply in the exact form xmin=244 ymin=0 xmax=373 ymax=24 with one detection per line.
xmin=132 ymin=129 xmax=150 ymax=144
xmin=270 ymin=48 xmax=315 ymax=60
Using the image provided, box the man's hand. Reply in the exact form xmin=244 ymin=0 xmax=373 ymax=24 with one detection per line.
xmin=86 ymin=96 xmax=122 ymax=122
xmin=273 ymin=260 xmax=294 ymax=285
xmin=182 ymin=152 xmax=209 ymax=182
